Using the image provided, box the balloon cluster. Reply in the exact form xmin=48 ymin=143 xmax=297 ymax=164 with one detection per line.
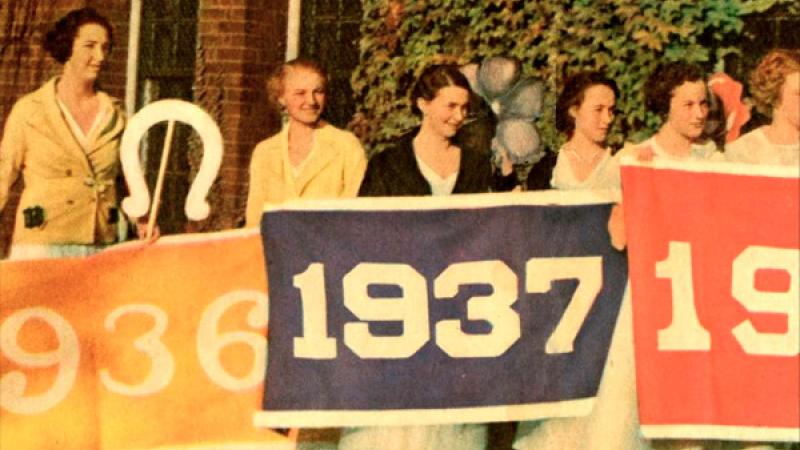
xmin=460 ymin=57 xmax=546 ymax=169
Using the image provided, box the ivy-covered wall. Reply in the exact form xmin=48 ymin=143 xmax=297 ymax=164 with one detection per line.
xmin=350 ymin=0 xmax=798 ymax=154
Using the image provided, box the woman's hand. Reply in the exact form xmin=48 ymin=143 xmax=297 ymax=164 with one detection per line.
xmin=496 ymin=146 xmax=514 ymax=176
xmin=608 ymin=203 xmax=626 ymax=251
xmin=135 ymin=217 xmax=160 ymax=243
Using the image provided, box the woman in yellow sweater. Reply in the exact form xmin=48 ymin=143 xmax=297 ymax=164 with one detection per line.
xmin=245 ymin=59 xmax=367 ymax=227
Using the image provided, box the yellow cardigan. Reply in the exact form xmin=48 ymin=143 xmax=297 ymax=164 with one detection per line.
xmin=245 ymin=123 xmax=367 ymax=227
xmin=0 ymin=78 xmax=126 ymax=245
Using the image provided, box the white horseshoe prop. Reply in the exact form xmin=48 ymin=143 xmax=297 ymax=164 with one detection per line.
xmin=120 ymin=99 xmax=223 ymax=222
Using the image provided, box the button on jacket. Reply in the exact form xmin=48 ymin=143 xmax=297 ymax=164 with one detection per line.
xmin=0 ymin=77 xmax=126 ymax=245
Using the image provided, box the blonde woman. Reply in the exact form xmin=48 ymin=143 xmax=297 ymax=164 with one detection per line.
xmin=723 ymin=49 xmax=800 ymax=450
xmin=726 ymin=49 xmax=799 ymax=166
xmin=245 ymin=59 xmax=367 ymax=227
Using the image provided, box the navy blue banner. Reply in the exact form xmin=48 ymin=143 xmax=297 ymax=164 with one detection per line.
xmin=256 ymin=193 xmax=627 ymax=427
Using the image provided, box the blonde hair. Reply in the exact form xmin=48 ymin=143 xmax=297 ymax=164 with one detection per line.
xmin=749 ymin=49 xmax=800 ymax=117
xmin=266 ymin=58 xmax=328 ymax=110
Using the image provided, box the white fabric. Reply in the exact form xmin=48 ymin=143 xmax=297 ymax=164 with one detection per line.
xmin=725 ymin=127 xmax=799 ymax=167
xmin=8 ymin=243 xmax=106 ymax=260
xmin=551 ymin=146 xmax=619 ymax=191
xmin=56 ymin=92 xmax=111 ymax=151
xmin=515 ymin=148 xmax=646 ymax=450
xmin=339 ymin=424 xmax=488 ymax=450
xmin=415 ymin=152 xmax=458 ymax=196
xmin=646 ymin=138 xmax=722 ymax=162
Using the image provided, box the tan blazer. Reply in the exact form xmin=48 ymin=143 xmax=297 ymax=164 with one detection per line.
xmin=245 ymin=123 xmax=367 ymax=227
xmin=0 ymin=78 xmax=126 ymax=245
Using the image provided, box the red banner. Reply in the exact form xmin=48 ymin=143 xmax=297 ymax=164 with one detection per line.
xmin=0 ymin=230 xmax=291 ymax=450
xmin=622 ymin=160 xmax=799 ymax=442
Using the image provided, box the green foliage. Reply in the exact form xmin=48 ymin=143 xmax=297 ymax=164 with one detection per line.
xmin=351 ymin=0 xmax=766 ymax=153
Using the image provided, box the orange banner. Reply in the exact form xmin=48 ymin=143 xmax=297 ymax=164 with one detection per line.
xmin=0 ymin=229 xmax=291 ymax=450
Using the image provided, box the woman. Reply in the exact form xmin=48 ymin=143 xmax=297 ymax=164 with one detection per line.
xmin=245 ymin=58 xmax=367 ymax=227
xmin=726 ymin=49 xmax=799 ymax=166
xmin=529 ymin=71 xmax=620 ymax=192
xmin=0 ymin=7 xmax=128 ymax=260
xmin=357 ymin=65 xmax=517 ymax=197
xmin=341 ymin=64 xmax=517 ymax=450
xmin=515 ymin=71 xmax=649 ymax=450
xmin=723 ymin=50 xmax=800 ymax=450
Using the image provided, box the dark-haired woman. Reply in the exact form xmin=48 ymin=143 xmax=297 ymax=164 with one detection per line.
xmin=0 ymin=7 xmax=128 ymax=259
xmin=340 ymin=64 xmax=517 ymax=450
xmin=357 ymin=65 xmax=517 ymax=197
xmin=515 ymin=71 xmax=649 ymax=450
xmin=538 ymin=72 xmax=620 ymax=191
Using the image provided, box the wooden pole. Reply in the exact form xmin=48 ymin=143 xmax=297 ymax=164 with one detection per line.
xmin=146 ymin=120 xmax=176 ymax=239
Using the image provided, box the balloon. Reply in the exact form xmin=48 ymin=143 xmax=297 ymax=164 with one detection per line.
xmin=477 ymin=57 xmax=520 ymax=100
xmin=496 ymin=119 xmax=542 ymax=165
xmin=500 ymin=77 xmax=544 ymax=120
xmin=459 ymin=63 xmax=481 ymax=93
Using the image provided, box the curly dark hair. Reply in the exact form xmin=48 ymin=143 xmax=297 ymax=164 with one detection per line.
xmin=644 ymin=62 xmax=705 ymax=119
xmin=43 ymin=7 xmax=113 ymax=64
xmin=266 ymin=58 xmax=328 ymax=110
xmin=410 ymin=64 xmax=471 ymax=116
xmin=556 ymin=71 xmax=619 ymax=137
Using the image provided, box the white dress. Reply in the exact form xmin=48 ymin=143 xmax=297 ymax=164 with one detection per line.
xmin=514 ymin=146 xmax=648 ymax=450
xmin=550 ymin=146 xmax=620 ymax=191
xmin=725 ymin=127 xmax=799 ymax=167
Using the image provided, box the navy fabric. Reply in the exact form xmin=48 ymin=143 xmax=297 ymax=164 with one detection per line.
xmin=261 ymin=201 xmax=627 ymax=415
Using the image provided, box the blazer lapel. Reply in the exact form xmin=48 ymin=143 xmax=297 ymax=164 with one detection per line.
xmin=275 ymin=125 xmax=298 ymax=197
xmin=31 ymin=78 xmax=92 ymax=173
xmin=87 ymin=101 xmax=125 ymax=155
xmin=397 ymin=131 xmax=433 ymax=195
xmin=293 ymin=125 xmax=340 ymax=195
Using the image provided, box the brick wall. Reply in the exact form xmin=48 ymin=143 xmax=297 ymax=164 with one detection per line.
xmin=191 ymin=0 xmax=287 ymax=231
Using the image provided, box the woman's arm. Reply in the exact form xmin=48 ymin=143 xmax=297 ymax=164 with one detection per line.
xmin=0 ymin=102 xmax=27 ymax=211
xmin=342 ymin=134 xmax=368 ymax=198
xmin=245 ymin=145 xmax=267 ymax=227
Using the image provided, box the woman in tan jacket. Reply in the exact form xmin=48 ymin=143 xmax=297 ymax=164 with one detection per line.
xmin=245 ymin=58 xmax=367 ymax=227
xmin=0 ymin=7 xmax=127 ymax=260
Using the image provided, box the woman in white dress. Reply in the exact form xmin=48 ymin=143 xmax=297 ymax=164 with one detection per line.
xmin=726 ymin=49 xmax=799 ymax=167
xmin=723 ymin=50 xmax=800 ymax=450
xmin=514 ymin=71 xmax=649 ymax=450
